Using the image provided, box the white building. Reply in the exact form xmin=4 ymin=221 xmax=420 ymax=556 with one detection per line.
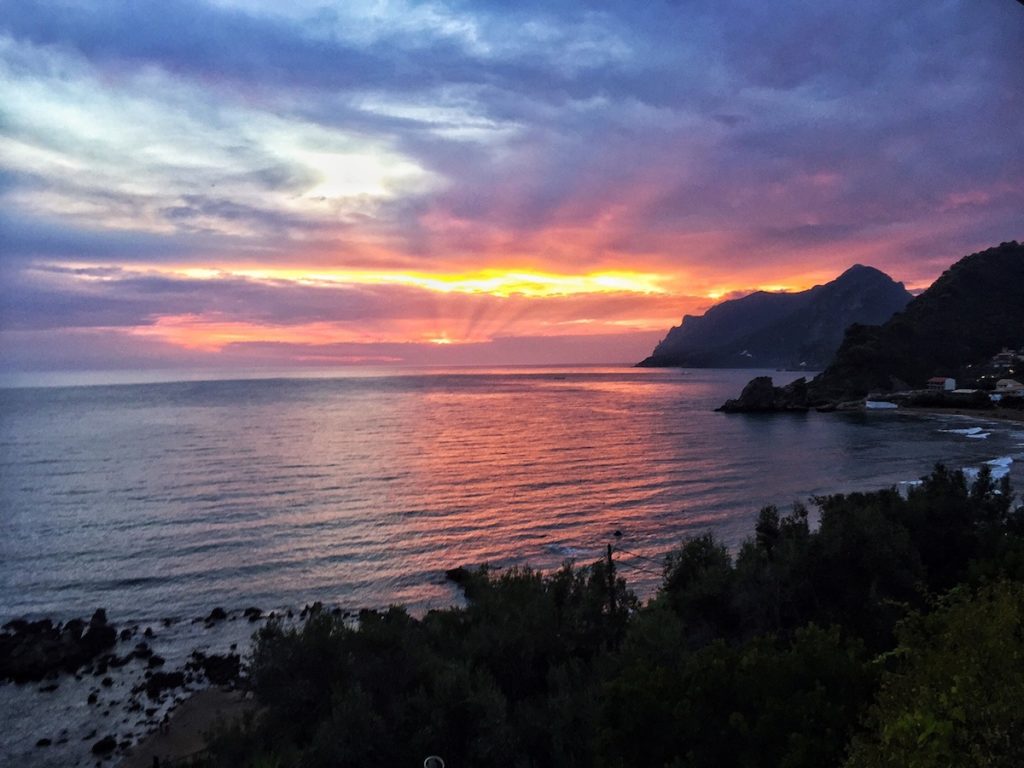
xmin=927 ymin=377 xmax=956 ymax=392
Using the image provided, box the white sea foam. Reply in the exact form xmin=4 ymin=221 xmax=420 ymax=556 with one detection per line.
xmin=547 ymin=544 xmax=584 ymax=558
xmin=965 ymin=432 xmax=990 ymax=439
xmin=940 ymin=426 xmax=985 ymax=435
xmin=865 ymin=400 xmax=898 ymax=409
xmin=986 ymin=456 xmax=1014 ymax=479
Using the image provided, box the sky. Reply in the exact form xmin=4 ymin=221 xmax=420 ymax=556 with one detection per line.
xmin=1 ymin=0 xmax=1021 ymax=372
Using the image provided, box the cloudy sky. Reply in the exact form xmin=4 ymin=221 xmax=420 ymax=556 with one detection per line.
xmin=1 ymin=0 xmax=1021 ymax=372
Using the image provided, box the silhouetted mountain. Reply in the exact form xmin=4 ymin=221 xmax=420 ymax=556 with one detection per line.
xmin=638 ymin=265 xmax=911 ymax=369
xmin=810 ymin=241 xmax=1024 ymax=401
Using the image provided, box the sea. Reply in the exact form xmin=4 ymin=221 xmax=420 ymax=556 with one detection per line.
xmin=2 ymin=366 xmax=1023 ymax=765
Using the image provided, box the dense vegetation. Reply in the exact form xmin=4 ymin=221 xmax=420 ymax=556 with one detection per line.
xmin=206 ymin=466 xmax=1024 ymax=767
xmin=811 ymin=241 xmax=1024 ymax=401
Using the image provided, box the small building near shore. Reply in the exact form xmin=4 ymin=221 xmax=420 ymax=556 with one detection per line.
xmin=927 ymin=376 xmax=956 ymax=392
xmin=996 ymin=378 xmax=1024 ymax=394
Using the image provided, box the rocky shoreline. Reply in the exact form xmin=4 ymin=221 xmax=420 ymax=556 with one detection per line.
xmin=0 ymin=606 xmax=270 ymax=766
xmin=717 ymin=374 xmax=1024 ymax=420
xmin=715 ymin=376 xmax=812 ymax=413
xmin=0 ymin=600 xmax=373 ymax=766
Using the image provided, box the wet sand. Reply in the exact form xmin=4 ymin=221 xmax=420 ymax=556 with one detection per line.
xmin=118 ymin=688 xmax=253 ymax=768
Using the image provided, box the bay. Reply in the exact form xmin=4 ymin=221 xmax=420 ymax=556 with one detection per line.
xmin=2 ymin=366 xmax=1021 ymax=622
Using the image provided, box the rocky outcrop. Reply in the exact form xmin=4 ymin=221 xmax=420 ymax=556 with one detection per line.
xmin=716 ymin=377 xmax=810 ymax=413
xmin=0 ymin=609 xmax=118 ymax=683
xmin=91 ymin=735 xmax=117 ymax=755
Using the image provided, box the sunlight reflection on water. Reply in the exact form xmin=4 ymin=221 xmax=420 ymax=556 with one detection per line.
xmin=1 ymin=367 xmax=1021 ymax=621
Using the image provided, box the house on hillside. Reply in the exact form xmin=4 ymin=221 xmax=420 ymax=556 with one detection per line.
xmin=927 ymin=377 xmax=956 ymax=392
xmin=992 ymin=348 xmax=1023 ymax=370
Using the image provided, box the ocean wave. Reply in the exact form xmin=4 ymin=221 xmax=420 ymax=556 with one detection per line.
xmin=986 ymin=456 xmax=1014 ymax=479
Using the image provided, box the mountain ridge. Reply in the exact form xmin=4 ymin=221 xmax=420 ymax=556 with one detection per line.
xmin=809 ymin=240 xmax=1024 ymax=401
xmin=638 ymin=264 xmax=912 ymax=370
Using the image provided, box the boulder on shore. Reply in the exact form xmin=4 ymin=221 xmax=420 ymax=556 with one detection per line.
xmin=1 ymin=610 xmax=118 ymax=684
xmin=716 ymin=376 xmax=810 ymax=413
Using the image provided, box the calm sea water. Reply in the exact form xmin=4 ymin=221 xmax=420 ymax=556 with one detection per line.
xmin=2 ymin=366 xmax=1022 ymax=622
xmin=2 ymin=366 xmax=1024 ymax=765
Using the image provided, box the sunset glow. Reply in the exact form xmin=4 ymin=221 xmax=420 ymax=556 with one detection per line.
xmin=110 ymin=265 xmax=672 ymax=299
xmin=1 ymin=1 xmax=1021 ymax=372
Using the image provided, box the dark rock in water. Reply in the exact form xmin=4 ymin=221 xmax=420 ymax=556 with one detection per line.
xmin=80 ymin=615 xmax=117 ymax=657
xmin=206 ymin=607 xmax=227 ymax=623
xmin=243 ymin=606 xmax=263 ymax=622
xmin=36 ymin=738 xmax=51 ymax=747
xmin=64 ymin=618 xmax=85 ymax=638
xmin=132 ymin=642 xmax=152 ymax=660
xmin=717 ymin=376 xmax=810 ymax=413
xmin=101 ymin=676 xmax=113 ymax=687
xmin=91 ymin=735 xmax=117 ymax=755
xmin=39 ymin=683 xmax=58 ymax=692
xmin=118 ymin=628 xmax=132 ymax=642
xmin=147 ymin=655 xmax=165 ymax=669
xmin=0 ymin=610 xmax=118 ymax=683
xmin=83 ymin=729 xmax=97 ymax=741
xmin=88 ymin=692 xmax=98 ymax=705
xmin=142 ymin=671 xmax=185 ymax=699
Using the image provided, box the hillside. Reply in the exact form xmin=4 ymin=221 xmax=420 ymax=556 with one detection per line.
xmin=638 ymin=265 xmax=911 ymax=369
xmin=810 ymin=241 xmax=1024 ymax=401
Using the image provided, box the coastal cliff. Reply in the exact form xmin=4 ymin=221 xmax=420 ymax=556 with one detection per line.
xmin=718 ymin=241 xmax=1024 ymax=410
xmin=639 ymin=265 xmax=911 ymax=369
xmin=810 ymin=241 xmax=1024 ymax=402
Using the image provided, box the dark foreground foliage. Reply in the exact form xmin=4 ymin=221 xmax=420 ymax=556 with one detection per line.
xmin=205 ymin=466 xmax=1024 ymax=768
